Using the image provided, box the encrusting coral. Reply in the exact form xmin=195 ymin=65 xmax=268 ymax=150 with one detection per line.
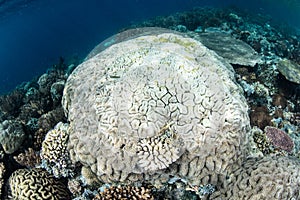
xmin=9 ymin=168 xmax=70 ymax=200
xmin=62 ymin=27 xmax=250 ymax=187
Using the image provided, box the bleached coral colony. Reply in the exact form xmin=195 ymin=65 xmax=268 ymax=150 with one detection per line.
xmin=62 ymin=28 xmax=250 ymax=186
xmin=61 ymin=28 xmax=300 ymax=199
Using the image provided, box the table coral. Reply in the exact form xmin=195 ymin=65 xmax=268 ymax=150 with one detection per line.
xmin=194 ymin=31 xmax=261 ymax=67
xmin=9 ymin=168 xmax=70 ymax=200
xmin=62 ymin=28 xmax=250 ymax=186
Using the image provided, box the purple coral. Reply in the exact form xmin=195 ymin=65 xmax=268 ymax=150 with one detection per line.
xmin=264 ymin=126 xmax=294 ymax=153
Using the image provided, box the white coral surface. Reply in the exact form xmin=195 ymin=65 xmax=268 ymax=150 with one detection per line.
xmin=62 ymin=28 xmax=250 ymax=185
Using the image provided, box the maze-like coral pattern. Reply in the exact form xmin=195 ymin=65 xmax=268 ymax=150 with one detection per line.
xmin=9 ymin=168 xmax=70 ymax=200
xmin=212 ymin=156 xmax=300 ymax=199
xmin=62 ymin=28 xmax=250 ymax=186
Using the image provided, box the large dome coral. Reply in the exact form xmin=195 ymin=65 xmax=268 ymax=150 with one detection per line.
xmin=62 ymin=28 xmax=250 ymax=186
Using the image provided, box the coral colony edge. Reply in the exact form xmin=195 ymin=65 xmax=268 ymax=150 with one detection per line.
xmin=0 ymin=7 xmax=300 ymax=200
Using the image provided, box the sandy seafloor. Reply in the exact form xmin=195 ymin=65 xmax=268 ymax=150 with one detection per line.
xmin=0 ymin=6 xmax=299 ymax=200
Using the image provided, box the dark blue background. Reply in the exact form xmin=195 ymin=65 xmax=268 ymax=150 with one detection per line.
xmin=0 ymin=0 xmax=299 ymax=94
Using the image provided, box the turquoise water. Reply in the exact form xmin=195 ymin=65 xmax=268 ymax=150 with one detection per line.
xmin=0 ymin=0 xmax=299 ymax=94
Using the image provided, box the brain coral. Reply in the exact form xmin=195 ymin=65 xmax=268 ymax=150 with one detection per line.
xmin=41 ymin=122 xmax=73 ymax=177
xmin=212 ymin=156 xmax=300 ymax=199
xmin=9 ymin=168 xmax=70 ymax=200
xmin=62 ymin=28 xmax=250 ymax=186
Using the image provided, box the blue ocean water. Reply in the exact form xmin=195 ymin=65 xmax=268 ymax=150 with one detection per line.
xmin=0 ymin=0 xmax=299 ymax=94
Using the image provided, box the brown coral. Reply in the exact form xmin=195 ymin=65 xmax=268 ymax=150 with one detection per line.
xmin=0 ymin=89 xmax=24 ymax=116
xmin=93 ymin=185 xmax=154 ymax=200
xmin=13 ymin=147 xmax=41 ymax=167
xmin=272 ymin=93 xmax=287 ymax=108
xmin=250 ymin=106 xmax=272 ymax=129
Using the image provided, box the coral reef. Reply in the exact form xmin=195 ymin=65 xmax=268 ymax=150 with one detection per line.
xmin=264 ymin=126 xmax=294 ymax=153
xmin=0 ymin=162 xmax=5 ymax=198
xmin=191 ymin=31 xmax=261 ymax=67
xmin=212 ymin=156 xmax=300 ymax=199
xmin=250 ymin=106 xmax=272 ymax=129
xmin=68 ymin=179 xmax=83 ymax=197
xmin=9 ymin=168 xmax=71 ymax=200
xmin=93 ymin=185 xmax=154 ymax=200
xmin=13 ymin=147 xmax=41 ymax=168
xmin=63 ymin=28 xmax=250 ymax=186
xmin=50 ymin=80 xmax=66 ymax=106
xmin=277 ymin=58 xmax=300 ymax=84
xmin=40 ymin=122 xmax=73 ymax=178
xmin=34 ymin=106 xmax=66 ymax=149
xmin=0 ymin=119 xmax=25 ymax=154
xmin=0 ymin=6 xmax=299 ymax=200
xmin=0 ymin=89 xmax=25 ymax=118
xmin=81 ymin=166 xmax=102 ymax=187
xmin=252 ymin=126 xmax=272 ymax=155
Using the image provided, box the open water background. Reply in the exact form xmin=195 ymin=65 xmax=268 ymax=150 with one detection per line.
xmin=0 ymin=0 xmax=299 ymax=94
